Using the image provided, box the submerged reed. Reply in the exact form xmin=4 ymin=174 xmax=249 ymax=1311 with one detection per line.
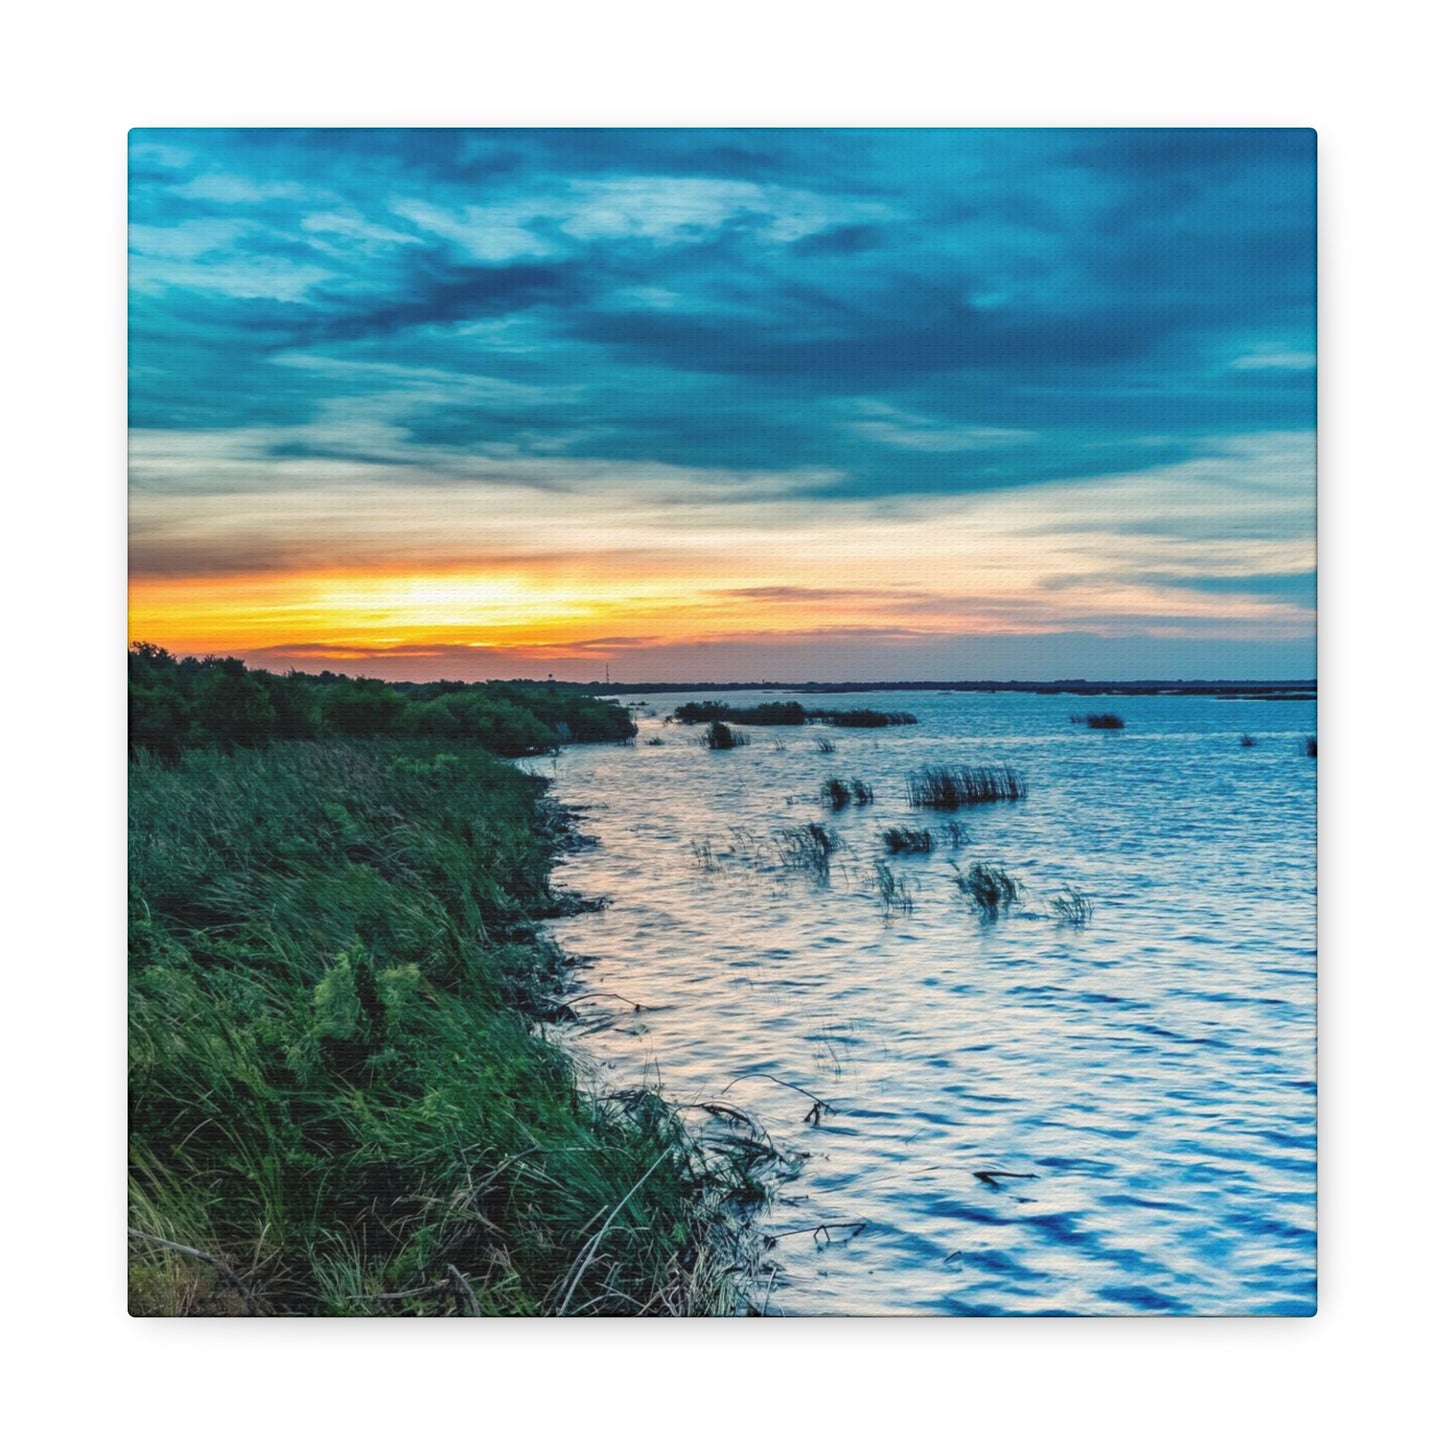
xmin=873 ymin=861 xmax=915 ymax=917
xmin=906 ymin=765 xmax=1027 ymax=808
xmin=822 ymin=776 xmax=875 ymax=809
xmin=773 ymin=823 xmax=841 ymax=882
xmin=952 ymin=861 xmax=1023 ymax=918
xmin=1049 ymin=885 xmax=1094 ymax=926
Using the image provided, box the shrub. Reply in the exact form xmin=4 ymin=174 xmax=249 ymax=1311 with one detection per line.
xmin=703 ymin=721 xmax=749 ymax=750
xmin=673 ymin=700 xmax=806 ymax=726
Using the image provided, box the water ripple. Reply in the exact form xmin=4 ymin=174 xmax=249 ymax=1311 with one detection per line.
xmin=540 ymin=690 xmax=1316 ymax=1315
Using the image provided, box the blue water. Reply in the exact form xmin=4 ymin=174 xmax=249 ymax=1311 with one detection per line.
xmin=536 ymin=691 xmax=1316 ymax=1315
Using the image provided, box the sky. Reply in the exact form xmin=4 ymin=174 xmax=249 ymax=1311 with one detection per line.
xmin=128 ymin=128 xmax=1316 ymax=682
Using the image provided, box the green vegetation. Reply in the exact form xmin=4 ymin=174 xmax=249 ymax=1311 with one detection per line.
xmin=670 ymin=701 xmax=916 ymax=728
xmin=952 ymin=862 xmax=1024 ymax=918
xmin=673 ymin=700 xmax=807 ymax=726
xmin=129 ymin=659 xmax=759 ymax=1316
xmin=1070 ymin=712 xmax=1125 ymax=729
xmin=906 ymin=765 xmax=1028 ymax=808
xmin=817 ymin=708 xmax=918 ymax=728
xmin=129 ymin=643 xmax=636 ymax=759
xmin=703 ymin=720 xmax=749 ymax=749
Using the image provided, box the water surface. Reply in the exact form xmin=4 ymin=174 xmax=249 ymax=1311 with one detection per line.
xmin=536 ymin=690 xmax=1316 ymax=1315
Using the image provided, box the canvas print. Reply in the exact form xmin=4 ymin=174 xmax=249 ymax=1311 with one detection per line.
xmin=128 ymin=128 xmax=1317 ymax=1316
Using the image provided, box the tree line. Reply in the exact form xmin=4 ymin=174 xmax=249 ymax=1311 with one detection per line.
xmin=128 ymin=643 xmax=636 ymax=758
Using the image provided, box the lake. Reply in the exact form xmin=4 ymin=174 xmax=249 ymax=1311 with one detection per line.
xmin=534 ymin=689 xmax=1316 ymax=1315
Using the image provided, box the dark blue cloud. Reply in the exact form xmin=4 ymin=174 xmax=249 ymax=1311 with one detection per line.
xmin=129 ymin=128 xmax=1316 ymax=501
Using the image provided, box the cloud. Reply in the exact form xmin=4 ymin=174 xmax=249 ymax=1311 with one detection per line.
xmin=1230 ymin=349 xmax=1317 ymax=371
xmin=128 ymin=130 xmax=1316 ymax=676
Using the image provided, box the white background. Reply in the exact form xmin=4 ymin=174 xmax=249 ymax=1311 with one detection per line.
xmin=3 ymin=2 xmax=1439 ymax=1439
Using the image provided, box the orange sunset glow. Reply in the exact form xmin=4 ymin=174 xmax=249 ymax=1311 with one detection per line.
xmin=128 ymin=129 xmax=1316 ymax=681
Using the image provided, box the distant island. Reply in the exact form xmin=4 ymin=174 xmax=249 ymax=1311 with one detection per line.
xmin=598 ymin=680 xmax=1316 ymax=700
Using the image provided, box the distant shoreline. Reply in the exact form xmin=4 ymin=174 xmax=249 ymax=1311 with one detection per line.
xmin=595 ymin=680 xmax=1317 ymax=700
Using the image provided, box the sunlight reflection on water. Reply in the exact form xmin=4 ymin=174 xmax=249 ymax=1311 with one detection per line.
xmin=532 ymin=691 xmax=1316 ymax=1316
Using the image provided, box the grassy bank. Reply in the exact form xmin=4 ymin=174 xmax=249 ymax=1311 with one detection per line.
xmin=129 ymin=696 xmax=758 ymax=1315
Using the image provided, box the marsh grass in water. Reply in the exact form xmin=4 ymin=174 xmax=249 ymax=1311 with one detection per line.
xmin=881 ymin=826 xmax=934 ymax=854
xmin=673 ymin=700 xmax=808 ymax=727
xmin=873 ymin=861 xmax=915 ymax=917
xmin=1301 ymin=736 xmax=1317 ymax=757
xmin=129 ymin=738 xmax=765 ymax=1316
xmin=815 ymin=737 xmax=837 ymax=755
xmin=815 ymin=708 xmax=919 ymax=728
xmin=1049 ymin=885 xmax=1095 ymax=926
xmin=773 ymin=822 xmax=842 ymax=882
xmin=821 ymin=777 xmax=875 ymax=809
xmin=952 ymin=861 xmax=1024 ymax=918
xmin=906 ymin=765 xmax=1027 ymax=809
xmin=1072 ymin=712 xmax=1125 ymax=729
xmin=703 ymin=721 xmax=750 ymax=750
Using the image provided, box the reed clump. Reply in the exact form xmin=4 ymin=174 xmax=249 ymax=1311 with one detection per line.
xmin=815 ymin=737 xmax=837 ymax=755
xmin=1073 ymin=712 xmax=1125 ymax=729
xmin=952 ymin=861 xmax=1023 ymax=917
xmin=1301 ymin=736 xmax=1317 ymax=757
xmin=821 ymin=777 xmax=874 ymax=809
xmin=812 ymin=708 xmax=919 ymax=728
xmin=1239 ymin=734 xmax=1257 ymax=748
xmin=703 ymin=721 xmax=750 ymax=750
xmin=773 ymin=823 xmax=841 ymax=882
xmin=874 ymin=862 xmax=915 ymax=917
xmin=1049 ymin=885 xmax=1094 ymax=926
xmin=906 ymin=765 xmax=1027 ymax=808
xmin=881 ymin=826 xmax=934 ymax=854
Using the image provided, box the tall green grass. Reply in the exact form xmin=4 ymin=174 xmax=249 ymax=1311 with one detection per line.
xmin=129 ymin=740 xmax=760 ymax=1316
